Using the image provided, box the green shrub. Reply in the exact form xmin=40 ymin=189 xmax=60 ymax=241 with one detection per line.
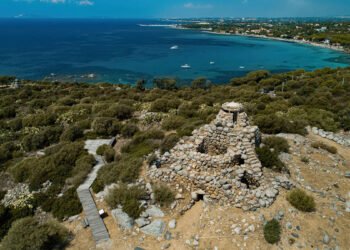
xmin=0 ymin=191 xmax=6 ymax=201
xmin=0 ymin=142 xmax=19 ymax=165
xmin=69 ymin=154 xmax=95 ymax=186
xmin=0 ymin=106 xmax=16 ymax=119
xmin=21 ymin=126 xmax=63 ymax=152
xmin=121 ymin=123 xmax=139 ymax=137
xmin=109 ymin=104 xmax=133 ymax=120
xmin=105 ymin=184 xmax=146 ymax=219
xmin=287 ymin=188 xmax=316 ymax=212
xmin=103 ymin=147 xmax=115 ymax=163
xmin=6 ymin=117 xmax=22 ymax=132
xmin=0 ymin=205 xmax=35 ymax=240
xmin=153 ymin=184 xmax=175 ymax=207
xmin=95 ymin=156 xmax=143 ymax=189
xmin=123 ymin=198 xmax=145 ymax=219
xmin=160 ymin=133 xmax=179 ymax=154
xmin=263 ymin=136 xmax=289 ymax=153
xmin=60 ymin=126 xmax=83 ymax=142
xmin=51 ymin=188 xmax=82 ymax=220
xmin=263 ymin=219 xmax=281 ymax=244
xmin=58 ymin=97 xmax=76 ymax=106
xmin=150 ymin=98 xmax=181 ymax=113
xmin=96 ymin=144 xmax=110 ymax=156
xmin=0 ymin=216 xmax=69 ymax=250
xmin=162 ymin=116 xmax=186 ymax=130
xmin=311 ymin=141 xmax=337 ymax=154
xmin=256 ymin=146 xmax=286 ymax=172
xmin=254 ymin=114 xmax=307 ymax=135
xmin=191 ymin=77 xmax=211 ymax=89
xmin=22 ymin=113 xmax=56 ymax=127
xmin=153 ymin=78 xmax=177 ymax=90
xmin=92 ymin=117 xmax=122 ymax=136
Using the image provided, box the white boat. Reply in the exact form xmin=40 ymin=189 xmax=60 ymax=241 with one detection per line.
xmin=170 ymin=45 xmax=179 ymax=50
xmin=210 ymin=61 xmax=215 ymax=65
xmin=181 ymin=64 xmax=191 ymax=69
xmin=239 ymin=66 xmax=245 ymax=69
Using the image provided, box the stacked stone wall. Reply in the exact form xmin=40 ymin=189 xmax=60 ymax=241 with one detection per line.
xmin=148 ymin=102 xmax=293 ymax=211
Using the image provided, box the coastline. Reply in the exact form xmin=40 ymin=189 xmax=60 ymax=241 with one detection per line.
xmin=178 ymin=27 xmax=349 ymax=54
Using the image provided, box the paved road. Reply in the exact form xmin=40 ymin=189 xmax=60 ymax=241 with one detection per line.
xmin=77 ymin=139 xmax=113 ymax=244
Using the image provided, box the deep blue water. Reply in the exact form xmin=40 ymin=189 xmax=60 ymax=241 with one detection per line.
xmin=0 ymin=19 xmax=349 ymax=85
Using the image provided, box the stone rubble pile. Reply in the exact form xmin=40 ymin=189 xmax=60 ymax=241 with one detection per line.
xmin=310 ymin=127 xmax=350 ymax=147
xmin=148 ymin=102 xmax=293 ymax=211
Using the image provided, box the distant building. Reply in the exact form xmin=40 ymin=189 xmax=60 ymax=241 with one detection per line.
xmin=10 ymin=79 xmax=20 ymax=89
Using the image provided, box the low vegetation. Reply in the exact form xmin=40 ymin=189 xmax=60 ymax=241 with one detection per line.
xmin=256 ymin=146 xmax=286 ymax=172
xmin=0 ymin=67 xmax=349 ymax=241
xmin=287 ymin=188 xmax=316 ymax=212
xmin=263 ymin=136 xmax=289 ymax=153
xmin=153 ymin=184 xmax=175 ymax=207
xmin=311 ymin=141 xmax=337 ymax=154
xmin=263 ymin=219 xmax=281 ymax=244
xmin=105 ymin=184 xmax=147 ymax=219
xmin=0 ymin=216 xmax=69 ymax=250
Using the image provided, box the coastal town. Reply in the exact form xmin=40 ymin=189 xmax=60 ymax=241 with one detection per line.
xmin=176 ymin=18 xmax=350 ymax=53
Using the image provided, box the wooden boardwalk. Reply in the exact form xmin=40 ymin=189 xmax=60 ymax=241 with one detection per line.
xmin=77 ymin=139 xmax=113 ymax=244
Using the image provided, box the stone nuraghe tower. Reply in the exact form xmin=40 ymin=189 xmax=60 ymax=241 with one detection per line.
xmin=148 ymin=102 xmax=292 ymax=211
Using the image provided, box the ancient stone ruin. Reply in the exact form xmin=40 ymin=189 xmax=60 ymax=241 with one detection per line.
xmin=148 ymin=102 xmax=293 ymax=211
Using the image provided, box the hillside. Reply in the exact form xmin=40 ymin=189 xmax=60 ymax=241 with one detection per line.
xmin=0 ymin=67 xmax=350 ymax=249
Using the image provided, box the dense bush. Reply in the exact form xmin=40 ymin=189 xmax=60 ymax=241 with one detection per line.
xmin=121 ymin=123 xmax=139 ymax=137
xmin=109 ymin=104 xmax=134 ymax=120
xmin=11 ymin=142 xmax=87 ymax=190
xmin=51 ymin=188 xmax=82 ymax=220
xmin=254 ymin=114 xmax=307 ymax=135
xmin=263 ymin=219 xmax=281 ymax=244
xmin=0 ymin=205 xmax=34 ymax=240
xmin=93 ymin=156 xmax=144 ymax=192
xmin=60 ymin=126 xmax=84 ymax=142
xmin=22 ymin=113 xmax=56 ymax=127
xmin=311 ymin=141 xmax=337 ymax=154
xmin=0 ymin=217 xmax=69 ymax=250
xmin=105 ymin=184 xmax=146 ymax=219
xmin=0 ymin=142 xmax=19 ymax=165
xmin=162 ymin=115 xmax=186 ymax=130
xmin=150 ymin=98 xmax=181 ymax=113
xmin=256 ymin=146 xmax=286 ymax=172
xmin=263 ymin=136 xmax=289 ymax=153
xmin=22 ymin=126 xmax=63 ymax=152
xmin=96 ymin=144 xmax=110 ymax=156
xmin=153 ymin=78 xmax=177 ymax=90
xmin=92 ymin=117 xmax=122 ymax=136
xmin=103 ymin=146 xmax=116 ymax=163
xmin=287 ymin=188 xmax=316 ymax=212
xmin=191 ymin=77 xmax=211 ymax=89
xmin=153 ymin=184 xmax=175 ymax=207
xmin=0 ymin=106 xmax=16 ymax=119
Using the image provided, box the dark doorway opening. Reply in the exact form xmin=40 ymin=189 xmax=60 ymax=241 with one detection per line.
xmin=239 ymin=171 xmax=259 ymax=189
xmin=197 ymin=193 xmax=204 ymax=200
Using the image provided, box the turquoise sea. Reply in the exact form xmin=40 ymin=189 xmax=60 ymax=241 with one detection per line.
xmin=0 ymin=19 xmax=349 ymax=85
